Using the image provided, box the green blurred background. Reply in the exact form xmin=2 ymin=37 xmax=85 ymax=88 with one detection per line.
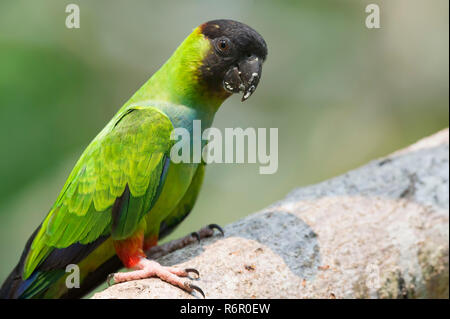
xmin=0 ymin=0 xmax=448 ymax=286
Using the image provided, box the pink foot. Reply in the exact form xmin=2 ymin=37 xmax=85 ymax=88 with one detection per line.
xmin=108 ymin=259 xmax=204 ymax=297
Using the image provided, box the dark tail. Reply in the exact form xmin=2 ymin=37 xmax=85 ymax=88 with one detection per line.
xmin=0 ymin=225 xmax=41 ymax=299
xmin=0 ymin=224 xmax=110 ymax=299
xmin=0 ymin=263 xmax=26 ymax=299
xmin=1 ymin=208 xmax=185 ymax=298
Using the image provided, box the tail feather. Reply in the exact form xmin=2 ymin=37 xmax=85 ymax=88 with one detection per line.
xmin=0 ymin=263 xmax=26 ymax=299
xmin=1 ymin=207 xmax=183 ymax=298
xmin=0 ymin=223 xmax=108 ymax=299
xmin=0 ymin=224 xmax=42 ymax=299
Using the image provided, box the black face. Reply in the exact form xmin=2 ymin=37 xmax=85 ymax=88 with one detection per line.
xmin=200 ymin=19 xmax=268 ymax=101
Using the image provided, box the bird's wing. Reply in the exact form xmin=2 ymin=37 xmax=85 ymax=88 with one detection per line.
xmin=38 ymin=163 xmax=206 ymax=299
xmin=51 ymin=164 xmax=205 ymax=299
xmin=23 ymin=106 xmax=174 ymax=279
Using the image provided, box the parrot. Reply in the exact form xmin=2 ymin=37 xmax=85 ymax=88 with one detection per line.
xmin=0 ymin=19 xmax=267 ymax=299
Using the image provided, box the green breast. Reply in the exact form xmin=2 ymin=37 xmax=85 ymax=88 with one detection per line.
xmin=144 ymin=161 xmax=199 ymax=235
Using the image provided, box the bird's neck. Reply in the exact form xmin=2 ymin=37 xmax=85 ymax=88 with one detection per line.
xmin=124 ymin=28 xmax=229 ymax=118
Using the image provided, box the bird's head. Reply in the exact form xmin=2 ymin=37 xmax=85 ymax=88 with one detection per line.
xmin=151 ymin=20 xmax=267 ymax=109
xmin=198 ymin=19 xmax=268 ymax=102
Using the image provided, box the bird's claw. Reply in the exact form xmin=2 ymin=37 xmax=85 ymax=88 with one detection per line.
xmin=185 ymin=268 xmax=200 ymax=279
xmin=190 ymin=231 xmax=201 ymax=243
xmin=208 ymin=223 xmax=224 ymax=236
xmin=191 ymin=224 xmax=224 ymax=244
xmin=107 ymin=273 xmax=115 ymax=287
xmin=184 ymin=281 xmax=205 ymax=298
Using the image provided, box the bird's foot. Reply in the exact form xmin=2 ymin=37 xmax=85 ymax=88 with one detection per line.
xmin=145 ymin=224 xmax=224 ymax=259
xmin=107 ymin=259 xmax=204 ymax=298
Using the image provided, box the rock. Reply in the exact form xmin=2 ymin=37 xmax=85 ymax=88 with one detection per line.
xmin=93 ymin=129 xmax=449 ymax=299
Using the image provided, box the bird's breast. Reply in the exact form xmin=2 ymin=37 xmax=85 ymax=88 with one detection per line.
xmin=143 ymin=161 xmax=199 ymax=233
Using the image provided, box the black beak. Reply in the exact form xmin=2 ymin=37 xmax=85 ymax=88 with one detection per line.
xmin=223 ymin=55 xmax=263 ymax=102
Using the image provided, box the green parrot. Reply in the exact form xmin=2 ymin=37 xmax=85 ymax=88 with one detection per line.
xmin=0 ymin=19 xmax=267 ymax=299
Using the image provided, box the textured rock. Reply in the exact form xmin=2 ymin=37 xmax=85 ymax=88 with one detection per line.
xmin=93 ymin=129 xmax=449 ymax=299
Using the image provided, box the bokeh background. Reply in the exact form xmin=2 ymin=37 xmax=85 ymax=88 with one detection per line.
xmin=0 ymin=0 xmax=448 ymax=290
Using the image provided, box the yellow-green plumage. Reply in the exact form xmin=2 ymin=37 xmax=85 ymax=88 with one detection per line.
xmin=1 ymin=19 xmax=267 ymax=299
xmin=7 ymin=27 xmax=218 ymax=298
xmin=24 ymin=106 xmax=174 ymax=279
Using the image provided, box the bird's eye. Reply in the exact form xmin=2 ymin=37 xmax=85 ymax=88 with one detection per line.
xmin=215 ymin=37 xmax=232 ymax=56
xmin=219 ymin=40 xmax=227 ymax=49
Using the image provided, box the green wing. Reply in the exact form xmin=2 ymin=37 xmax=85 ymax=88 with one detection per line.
xmin=23 ymin=106 xmax=174 ymax=279
xmin=159 ymin=163 xmax=206 ymax=239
